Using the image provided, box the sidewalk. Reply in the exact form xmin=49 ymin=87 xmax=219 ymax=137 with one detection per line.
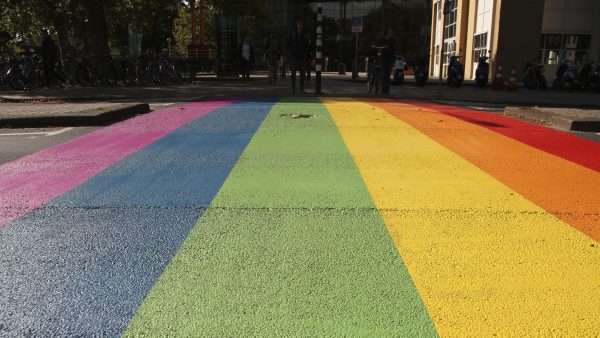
xmin=0 ymin=102 xmax=149 ymax=128
xmin=0 ymin=73 xmax=599 ymax=130
xmin=504 ymin=106 xmax=600 ymax=132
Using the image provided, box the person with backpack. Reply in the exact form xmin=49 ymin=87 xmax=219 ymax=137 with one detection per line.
xmin=287 ymin=21 xmax=309 ymax=93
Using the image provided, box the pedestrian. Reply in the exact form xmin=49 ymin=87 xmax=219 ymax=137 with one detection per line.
xmin=377 ymin=28 xmax=395 ymax=94
xmin=239 ymin=36 xmax=254 ymax=81
xmin=287 ymin=20 xmax=309 ymax=93
xmin=39 ymin=28 xmax=64 ymax=88
xmin=306 ymin=35 xmax=314 ymax=82
xmin=265 ymin=34 xmax=281 ymax=83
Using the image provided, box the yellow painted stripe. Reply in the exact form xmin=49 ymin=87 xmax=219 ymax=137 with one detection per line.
xmin=324 ymin=98 xmax=600 ymax=337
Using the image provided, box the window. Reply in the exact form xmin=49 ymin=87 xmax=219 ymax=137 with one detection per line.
xmin=539 ymin=34 xmax=592 ymax=65
xmin=473 ymin=32 xmax=488 ymax=61
xmin=442 ymin=0 xmax=458 ymax=70
xmin=443 ymin=1 xmax=458 ymax=39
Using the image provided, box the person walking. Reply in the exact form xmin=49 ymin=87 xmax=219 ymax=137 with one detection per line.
xmin=265 ymin=34 xmax=281 ymax=83
xmin=287 ymin=21 xmax=309 ymax=93
xmin=239 ymin=36 xmax=254 ymax=81
xmin=306 ymin=35 xmax=314 ymax=82
xmin=39 ymin=28 xmax=64 ymax=88
xmin=377 ymin=28 xmax=395 ymax=94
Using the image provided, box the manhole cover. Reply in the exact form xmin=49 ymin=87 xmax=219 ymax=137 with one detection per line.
xmin=280 ymin=114 xmax=314 ymax=119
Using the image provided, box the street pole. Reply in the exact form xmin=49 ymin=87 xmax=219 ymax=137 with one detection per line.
xmin=353 ymin=33 xmax=358 ymax=80
xmin=190 ymin=0 xmax=196 ymax=46
xmin=316 ymin=2 xmax=323 ymax=95
xmin=199 ymin=0 xmax=205 ymax=46
xmin=438 ymin=0 xmax=451 ymax=98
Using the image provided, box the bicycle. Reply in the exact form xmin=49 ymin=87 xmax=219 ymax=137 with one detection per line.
xmin=367 ymin=45 xmax=389 ymax=95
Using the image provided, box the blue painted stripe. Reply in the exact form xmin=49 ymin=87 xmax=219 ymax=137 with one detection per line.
xmin=0 ymin=99 xmax=276 ymax=337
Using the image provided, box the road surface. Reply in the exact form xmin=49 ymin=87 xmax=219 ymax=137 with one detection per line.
xmin=0 ymin=98 xmax=598 ymax=337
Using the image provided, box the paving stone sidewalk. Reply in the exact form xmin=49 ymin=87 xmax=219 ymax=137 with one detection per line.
xmin=504 ymin=106 xmax=600 ymax=132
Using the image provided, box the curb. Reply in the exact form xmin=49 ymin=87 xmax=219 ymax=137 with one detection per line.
xmin=0 ymin=103 xmax=151 ymax=128
xmin=504 ymin=107 xmax=600 ymax=132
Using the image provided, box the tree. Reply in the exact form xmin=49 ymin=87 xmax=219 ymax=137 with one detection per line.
xmin=1 ymin=0 xmax=284 ymax=59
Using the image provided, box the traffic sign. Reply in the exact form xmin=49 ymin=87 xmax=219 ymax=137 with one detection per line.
xmin=351 ymin=16 xmax=362 ymax=33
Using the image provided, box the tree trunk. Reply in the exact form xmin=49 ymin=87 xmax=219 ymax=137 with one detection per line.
xmin=82 ymin=0 xmax=110 ymax=60
xmin=53 ymin=12 xmax=70 ymax=61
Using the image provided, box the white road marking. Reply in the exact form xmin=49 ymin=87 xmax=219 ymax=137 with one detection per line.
xmin=46 ymin=127 xmax=75 ymax=136
xmin=0 ymin=127 xmax=74 ymax=137
xmin=466 ymin=106 xmax=505 ymax=113
xmin=0 ymin=131 xmax=49 ymax=136
xmin=149 ymin=103 xmax=176 ymax=110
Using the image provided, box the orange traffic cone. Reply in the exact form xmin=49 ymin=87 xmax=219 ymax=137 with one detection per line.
xmin=493 ymin=66 xmax=504 ymax=90
xmin=506 ymin=67 xmax=518 ymax=92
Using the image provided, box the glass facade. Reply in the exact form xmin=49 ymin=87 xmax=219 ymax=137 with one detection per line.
xmin=299 ymin=0 xmax=432 ymax=71
xmin=246 ymin=0 xmax=431 ymax=71
xmin=539 ymin=33 xmax=592 ymax=65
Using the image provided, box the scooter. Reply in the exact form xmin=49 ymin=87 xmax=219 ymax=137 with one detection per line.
xmin=447 ymin=55 xmax=464 ymax=87
xmin=523 ymin=60 xmax=547 ymax=90
xmin=552 ymin=60 xmax=578 ymax=91
xmin=475 ymin=56 xmax=489 ymax=88
xmin=589 ymin=62 xmax=600 ymax=92
xmin=414 ymin=58 xmax=428 ymax=86
xmin=577 ymin=61 xmax=600 ymax=92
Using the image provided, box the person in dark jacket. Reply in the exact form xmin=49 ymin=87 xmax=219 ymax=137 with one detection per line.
xmin=265 ymin=34 xmax=281 ymax=83
xmin=306 ymin=35 xmax=314 ymax=82
xmin=239 ymin=36 xmax=254 ymax=81
xmin=377 ymin=28 xmax=395 ymax=94
xmin=287 ymin=21 xmax=309 ymax=93
xmin=40 ymin=28 xmax=64 ymax=88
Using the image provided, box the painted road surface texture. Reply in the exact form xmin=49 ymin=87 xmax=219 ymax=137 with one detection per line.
xmin=0 ymin=97 xmax=598 ymax=337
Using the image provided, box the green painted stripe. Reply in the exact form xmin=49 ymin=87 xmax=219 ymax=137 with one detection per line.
xmin=123 ymin=97 xmax=437 ymax=337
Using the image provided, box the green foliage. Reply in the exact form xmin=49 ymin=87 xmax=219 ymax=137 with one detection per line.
xmin=0 ymin=0 xmax=284 ymax=58
xmin=172 ymin=6 xmax=193 ymax=56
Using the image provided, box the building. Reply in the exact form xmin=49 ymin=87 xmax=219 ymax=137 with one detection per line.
xmin=430 ymin=0 xmax=600 ymax=80
xmin=258 ymin=1 xmax=432 ymax=71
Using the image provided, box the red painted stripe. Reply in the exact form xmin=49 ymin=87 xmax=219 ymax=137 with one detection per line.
xmin=404 ymin=100 xmax=600 ymax=173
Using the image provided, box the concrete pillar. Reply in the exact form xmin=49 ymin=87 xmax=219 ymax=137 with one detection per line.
xmin=456 ymin=0 xmax=470 ymax=60
xmin=430 ymin=1 xmax=440 ymax=76
xmin=592 ymin=2 xmax=600 ymax=61
xmin=495 ymin=0 xmax=545 ymax=80
xmin=464 ymin=0 xmax=477 ymax=78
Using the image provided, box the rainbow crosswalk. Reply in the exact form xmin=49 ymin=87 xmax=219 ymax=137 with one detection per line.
xmin=0 ymin=97 xmax=598 ymax=337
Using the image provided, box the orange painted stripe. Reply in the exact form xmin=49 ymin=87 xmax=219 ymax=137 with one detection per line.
xmin=405 ymin=100 xmax=600 ymax=173
xmin=370 ymin=100 xmax=600 ymax=243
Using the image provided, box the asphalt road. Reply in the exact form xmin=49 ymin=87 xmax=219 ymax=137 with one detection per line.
xmin=0 ymin=98 xmax=598 ymax=337
xmin=0 ymin=127 xmax=98 ymax=165
xmin=0 ymin=103 xmax=177 ymax=165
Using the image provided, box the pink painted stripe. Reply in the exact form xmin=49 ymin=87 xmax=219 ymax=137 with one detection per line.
xmin=0 ymin=99 xmax=237 ymax=227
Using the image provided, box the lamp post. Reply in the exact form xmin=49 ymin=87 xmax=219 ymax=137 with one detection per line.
xmin=316 ymin=2 xmax=323 ymax=96
xmin=199 ymin=0 xmax=205 ymax=46
xmin=438 ymin=0 xmax=452 ymax=98
xmin=190 ymin=0 xmax=196 ymax=46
